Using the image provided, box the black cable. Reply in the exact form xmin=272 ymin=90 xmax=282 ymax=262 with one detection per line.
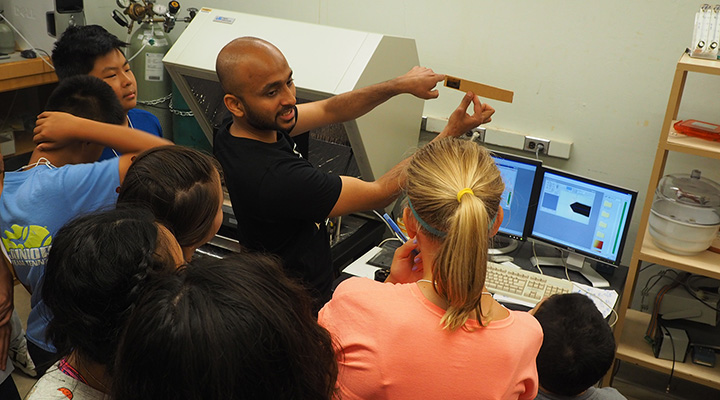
xmin=639 ymin=262 xmax=657 ymax=273
xmin=659 ymin=323 xmax=676 ymax=393
xmin=640 ymin=269 xmax=679 ymax=312
xmin=342 ymin=147 xmax=354 ymax=176
xmin=644 ymin=269 xmax=680 ymax=294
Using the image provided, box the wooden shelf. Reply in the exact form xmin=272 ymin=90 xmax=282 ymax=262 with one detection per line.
xmin=665 ymin=121 xmax=720 ymax=160
xmin=638 ymin=228 xmax=720 ymax=281
xmin=677 ymin=53 xmax=720 ymax=76
xmin=616 ymin=310 xmax=720 ymax=390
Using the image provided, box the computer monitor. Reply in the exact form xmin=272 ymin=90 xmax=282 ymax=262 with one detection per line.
xmin=490 ymin=151 xmax=542 ymax=254
xmin=529 ymin=168 xmax=637 ymax=287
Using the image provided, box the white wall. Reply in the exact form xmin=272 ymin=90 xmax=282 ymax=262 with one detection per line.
xmin=7 ymin=0 xmax=720 ymax=265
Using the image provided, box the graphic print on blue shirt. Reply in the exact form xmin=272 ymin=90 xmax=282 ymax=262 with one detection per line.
xmin=2 ymin=224 xmax=53 ymax=267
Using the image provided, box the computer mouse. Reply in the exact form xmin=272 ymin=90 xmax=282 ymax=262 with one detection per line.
xmin=374 ymin=268 xmax=390 ymax=282
xmin=491 ymin=255 xmax=514 ymax=263
xmin=20 ymin=50 xmax=37 ymax=59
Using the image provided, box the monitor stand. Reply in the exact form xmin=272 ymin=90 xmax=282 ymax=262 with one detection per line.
xmin=488 ymin=236 xmax=519 ymax=255
xmin=529 ymin=252 xmax=610 ymax=288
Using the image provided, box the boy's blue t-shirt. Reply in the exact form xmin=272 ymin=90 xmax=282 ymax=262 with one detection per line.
xmin=0 ymin=158 xmax=121 ymax=352
xmin=98 ymin=108 xmax=162 ymax=161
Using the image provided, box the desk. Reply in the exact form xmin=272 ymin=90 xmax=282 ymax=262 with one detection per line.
xmin=343 ymin=240 xmax=627 ymax=289
xmin=0 ymin=54 xmax=57 ymax=92
xmin=503 ymin=240 xmax=629 ymax=292
xmin=338 ymin=239 xmax=628 ymax=312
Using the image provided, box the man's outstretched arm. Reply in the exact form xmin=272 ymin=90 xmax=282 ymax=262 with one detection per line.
xmin=291 ymin=67 xmax=445 ymax=135
xmin=327 ymin=92 xmax=494 ymax=217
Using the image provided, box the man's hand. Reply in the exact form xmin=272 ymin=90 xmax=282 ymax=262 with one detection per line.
xmin=33 ymin=111 xmax=81 ymax=151
xmin=394 ymin=66 xmax=446 ymax=100
xmin=441 ymin=91 xmax=495 ymax=139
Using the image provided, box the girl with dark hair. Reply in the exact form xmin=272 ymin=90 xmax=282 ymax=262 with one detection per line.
xmin=25 ymin=207 xmax=183 ymax=399
xmin=319 ymin=138 xmax=544 ymax=399
xmin=112 ymin=254 xmax=338 ymax=400
xmin=117 ymin=145 xmax=224 ymax=262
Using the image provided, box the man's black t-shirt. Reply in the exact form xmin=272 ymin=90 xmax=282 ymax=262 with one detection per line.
xmin=214 ymin=116 xmax=342 ymax=303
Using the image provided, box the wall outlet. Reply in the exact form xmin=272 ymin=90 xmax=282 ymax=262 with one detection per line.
xmin=466 ymin=126 xmax=485 ymax=142
xmin=426 ymin=119 xmax=572 ymax=159
xmin=523 ymin=136 xmax=550 ymax=155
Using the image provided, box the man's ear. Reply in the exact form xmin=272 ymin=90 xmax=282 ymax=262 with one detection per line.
xmin=223 ymin=94 xmax=245 ymax=119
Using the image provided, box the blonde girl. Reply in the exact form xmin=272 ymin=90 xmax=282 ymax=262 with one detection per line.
xmin=319 ymin=138 xmax=543 ymax=400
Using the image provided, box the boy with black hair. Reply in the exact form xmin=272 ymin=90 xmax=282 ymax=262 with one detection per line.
xmin=51 ymin=24 xmax=163 ymax=160
xmin=0 ymin=75 xmax=171 ymax=377
xmin=532 ymin=293 xmax=626 ymax=400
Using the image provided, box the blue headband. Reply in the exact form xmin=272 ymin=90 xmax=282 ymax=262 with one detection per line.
xmin=408 ymin=198 xmax=446 ymax=237
xmin=407 ymin=198 xmax=498 ymax=237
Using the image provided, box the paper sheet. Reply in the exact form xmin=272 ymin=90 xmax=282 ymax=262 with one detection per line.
xmin=572 ymin=282 xmax=619 ymax=318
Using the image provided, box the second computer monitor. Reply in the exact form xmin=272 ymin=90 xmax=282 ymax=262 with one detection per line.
xmin=530 ymin=168 xmax=637 ymax=267
xmin=491 ymin=151 xmax=542 ymax=241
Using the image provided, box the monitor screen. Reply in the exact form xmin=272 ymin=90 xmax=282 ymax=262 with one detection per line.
xmin=491 ymin=151 xmax=542 ymax=240
xmin=530 ymin=168 xmax=637 ymax=266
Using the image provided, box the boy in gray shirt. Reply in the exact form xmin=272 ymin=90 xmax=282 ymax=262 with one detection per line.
xmin=533 ymin=294 xmax=626 ymax=400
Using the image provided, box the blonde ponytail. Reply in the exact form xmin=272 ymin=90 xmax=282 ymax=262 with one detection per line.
xmin=405 ymin=138 xmax=504 ymax=331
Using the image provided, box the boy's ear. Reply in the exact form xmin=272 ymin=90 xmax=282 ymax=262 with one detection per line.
xmin=223 ymin=94 xmax=245 ymax=119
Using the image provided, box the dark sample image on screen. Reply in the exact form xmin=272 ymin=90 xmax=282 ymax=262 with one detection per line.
xmin=570 ymin=202 xmax=591 ymax=217
xmin=531 ymin=169 xmax=636 ymax=266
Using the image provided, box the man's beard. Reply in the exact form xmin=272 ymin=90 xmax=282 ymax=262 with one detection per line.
xmin=244 ymin=103 xmax=297 ymax=133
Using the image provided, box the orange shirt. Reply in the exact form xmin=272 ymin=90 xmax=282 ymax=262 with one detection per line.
xmin=319 ymin=277 xmax=543 ymax=400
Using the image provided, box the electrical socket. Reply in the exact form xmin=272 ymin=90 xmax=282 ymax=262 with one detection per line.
xmin=523 ymin=136 xmax=550 ymax=155
xmin=465 ymin=126 xmax=486 ymax=142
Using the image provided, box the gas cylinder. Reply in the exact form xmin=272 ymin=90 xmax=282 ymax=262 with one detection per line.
xmin=0 ymin=13 xmax=15 ymax=54
xmin=127 ymin=21 xmax=172 ymax=137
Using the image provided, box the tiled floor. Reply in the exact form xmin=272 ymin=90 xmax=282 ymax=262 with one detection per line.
xmin=9 ymin=285 xmax=720 ymax=399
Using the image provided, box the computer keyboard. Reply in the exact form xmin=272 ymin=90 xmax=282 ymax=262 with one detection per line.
xmin=486 ymin=262 xmax=573 ymax=305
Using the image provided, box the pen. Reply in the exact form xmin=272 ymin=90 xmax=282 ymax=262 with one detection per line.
xmin=383 ymin=213 xmax=408 ymax=243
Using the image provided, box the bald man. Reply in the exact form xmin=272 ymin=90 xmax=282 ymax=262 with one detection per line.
xmin=214 ymin=37 xmax=494 ymax=306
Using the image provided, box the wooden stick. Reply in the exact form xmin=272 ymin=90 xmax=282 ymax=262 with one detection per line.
xmin=444 ymin=75 xmax=514 ymax=103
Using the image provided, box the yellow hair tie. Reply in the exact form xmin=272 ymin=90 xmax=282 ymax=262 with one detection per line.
xmin=457 ymin=188 xmax=474 ymax=203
